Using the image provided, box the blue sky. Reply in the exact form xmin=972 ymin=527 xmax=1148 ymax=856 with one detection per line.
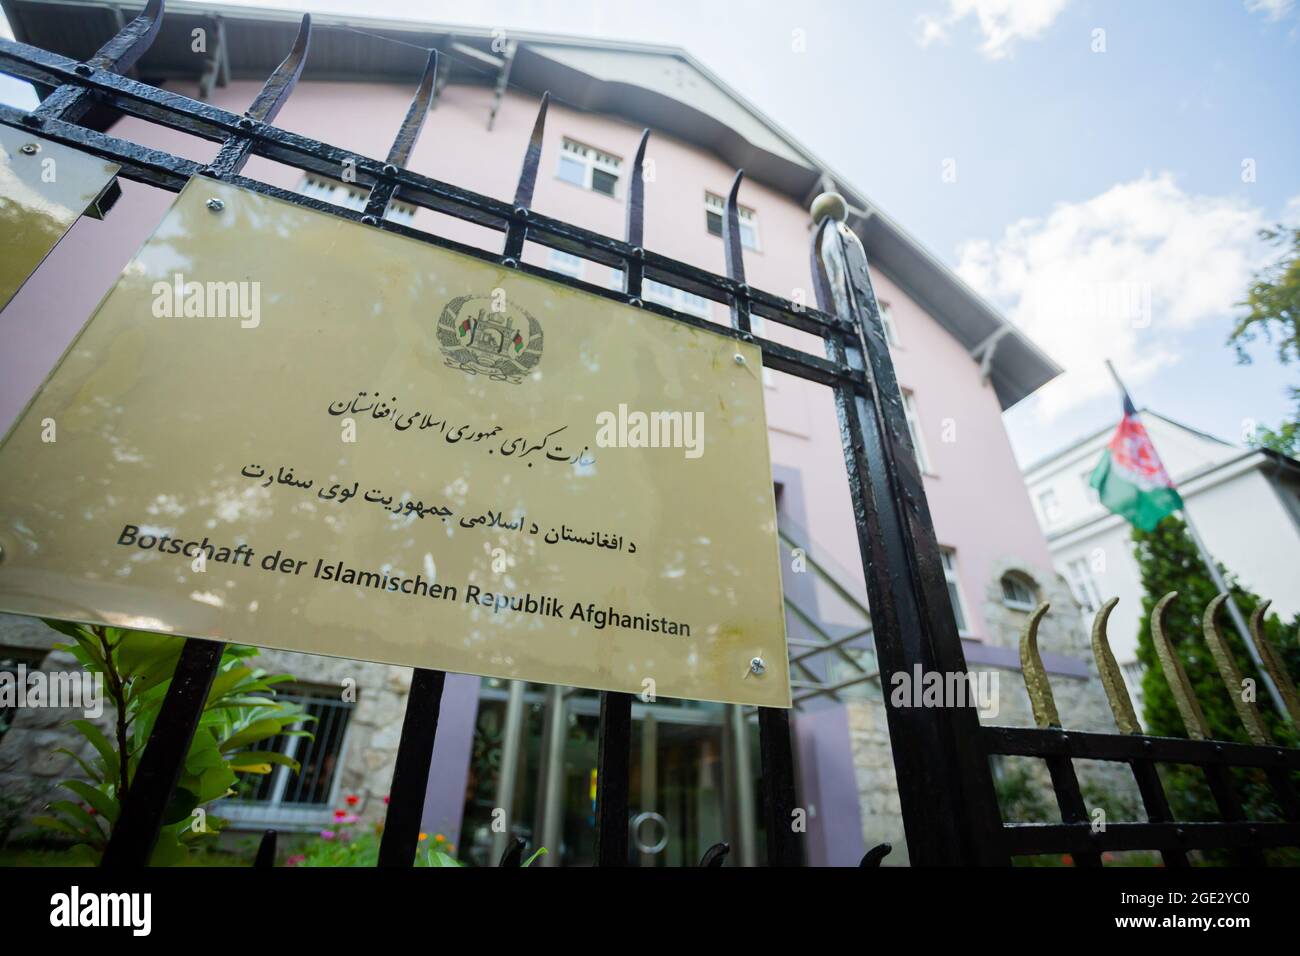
xmin=4 ymin=0 xmax=1297 ymax=464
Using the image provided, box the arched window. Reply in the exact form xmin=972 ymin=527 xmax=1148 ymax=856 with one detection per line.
xmin=1000 ymin=571 xmax=1038 ymax=611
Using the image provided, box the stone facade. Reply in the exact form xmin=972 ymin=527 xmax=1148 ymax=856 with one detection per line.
xmin=845 ymin=564 xmax=1142 ymax=865
xmin=0 ymin=611 xmax=413 ymax=839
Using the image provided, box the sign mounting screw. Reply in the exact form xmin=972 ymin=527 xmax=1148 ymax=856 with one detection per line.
xmin=749 ymin=656 xmax=765 ymax=675
xmin=206 ymin=198 xmax=225 ymax=212
xmin=734 ymin=354 xmax=746 ymax=366
xmin=19 ymin=143 xmax=39 ymax=155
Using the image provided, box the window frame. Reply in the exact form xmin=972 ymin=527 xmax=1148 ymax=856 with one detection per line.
xmin=878 ymin=301 xmax=900 ymax=347
xmin=901 ymin=389 xmax=931 ymax=475
xmin=557 ymin=138 xmax=623 ymax=198
xmin=1065 ymin=556 xmax=1103 ymax=614
xmin=547 ymin=248 xmax=585 ymax=279
xmin=219 ymin=684 xmax=356 ymax=830
xmin=1000 ymin=572 xmax=1039 ymax=611
xmin=704 ymin=191 xmax=760 ymax=251
xmin=940 ymin=548 xmax=975 ymax=637
xmin=1038 ymin=488 xmax=1062 ymax=525
xmin=295 ymin=173 xmax=417 ymax=225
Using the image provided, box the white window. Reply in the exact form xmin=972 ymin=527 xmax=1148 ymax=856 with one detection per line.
xmin=547 ymin=248 xmax=584 ymax=279
xmin=878 ymin=302 xmax=900 ymax=346
xmin=940 ymin=549 xmax=974 ymax=636
xmin=901 ymin=390 xmax=930 ymax=474
xmin=1065 ymin=557 xmax=1103 ymax=614
xmin=1000 ymin=572 xmax=1038 ymax=611
xmin=705 ymin=192 xmax=759 ymax=250
xmin=295 ymin=174 xmax=416 ymax=225
xmin=643 ymin=278 xmax=713 ymax=319
xmin=557 ymin=138 xmax=621 ymax=197
xmin=221 ymin=686 xmax=355 ymax=828
xmin=1038 ymin=488 xmax=1062 ymax=525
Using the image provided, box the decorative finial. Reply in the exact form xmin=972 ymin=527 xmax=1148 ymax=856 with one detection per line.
xmin=810 ymin=191 xmax=847 ymax=224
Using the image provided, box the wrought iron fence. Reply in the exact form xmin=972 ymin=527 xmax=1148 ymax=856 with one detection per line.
xmin=1 ymin=0 xmax=1296 ymax=867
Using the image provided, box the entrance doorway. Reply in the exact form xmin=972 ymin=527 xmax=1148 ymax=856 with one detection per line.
xmin=458 ymin=682 xmax=766 ymax=866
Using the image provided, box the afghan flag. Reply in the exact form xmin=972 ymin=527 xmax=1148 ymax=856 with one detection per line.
xmin=1089 ymin=392 xmax=1183 ymax=531
xmin=512 ymin=330 xmax=525 ymax=353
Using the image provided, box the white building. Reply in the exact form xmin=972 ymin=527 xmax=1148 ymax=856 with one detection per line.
xmin=1023 ymin=410 xmax=1300 ymax=718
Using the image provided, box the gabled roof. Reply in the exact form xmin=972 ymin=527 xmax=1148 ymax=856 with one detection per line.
xmin=3 ymin=0 xmax=1062 ymax=407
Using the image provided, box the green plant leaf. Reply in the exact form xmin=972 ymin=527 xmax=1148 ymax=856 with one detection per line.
xmin=70 ymin=719 xmax=120 ymax=784
xmin=521 ymin=847 xmax=549 ymax=867
xmin=61 ymin=779 xmax=119 ymax=824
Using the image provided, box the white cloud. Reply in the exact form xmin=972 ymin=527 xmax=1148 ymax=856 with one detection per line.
xmin=918 ymin=0 xmax=1071 ymax=59
xmin=956 ymin=174 xmax=1282 ymax=421
xmin=1245 ymin=0 xmax=1295 ymax=21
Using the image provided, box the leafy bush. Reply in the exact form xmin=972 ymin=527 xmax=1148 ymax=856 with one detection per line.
xmin=32 ymin=621 xmax=311 ymax=865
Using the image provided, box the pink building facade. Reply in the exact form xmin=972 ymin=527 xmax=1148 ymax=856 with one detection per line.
xmin=0 ymin=2 xmax=1103 ymax=866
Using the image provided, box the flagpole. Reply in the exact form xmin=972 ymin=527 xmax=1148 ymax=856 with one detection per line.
xmin=1104 ymin=361 xmax=1289 ymax=720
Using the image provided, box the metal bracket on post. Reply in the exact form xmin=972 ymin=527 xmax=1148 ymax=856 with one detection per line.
xmin=809 ymin=192 xmax=1006 ymax=866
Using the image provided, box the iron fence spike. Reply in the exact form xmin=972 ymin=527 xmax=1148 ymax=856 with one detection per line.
xmin=1203 ymin=593 xmax=1272 ymax=745
xmin=497 ymin=836 xmax=526 ymax=867
xmin=698 ymin=842 xmax=730 ymax=867
xmin=89 ymin=0 xmax=165 ymax=73
xmin=625 ymin=127 xmax=650 ymax=248
xmin=1019 ymin=601 xmax=1061 ymax=729
xmin=1250 ymin=600 xmax=1300 ymax=725
xmin=1090 ymin=597 xmax=1141 ymax=735
xmin=204 ymin=13 xmax=311 ymax=180
xmin=386 ymin=47 xmax=439 ymax=167
xmin=513 ymin=90 xmax=550 ymax=209
xmin=723 ymin=168 xmax=747 ymax=284
xmin=859 ymin=842 xmax=892 ymax=867
xmin=245 ymin=13 xmax=312 ymax=125
xmin=1150 ymin=591 xmax=1212 ymax=741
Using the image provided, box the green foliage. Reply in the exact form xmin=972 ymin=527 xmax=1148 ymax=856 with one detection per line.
xmin=286 ymin=802 xmax=546 ymax=867
xmin=1230 ymin=224 xmax=1300 ymax=458
xmin=32 ymin=621 xmax=312 ymax=865
xmin=1131 ymin=516 xmax=1300 ymax=836
xmin=992 ymin=757 xmax=1055 ymax=824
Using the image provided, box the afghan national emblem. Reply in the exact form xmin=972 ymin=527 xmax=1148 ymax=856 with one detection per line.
xmin=436 ymin=294 xmax=544 ymax=384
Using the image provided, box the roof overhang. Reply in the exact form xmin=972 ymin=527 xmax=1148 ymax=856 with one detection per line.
xmin=2 ymin=0 xmax=1062 ymax=407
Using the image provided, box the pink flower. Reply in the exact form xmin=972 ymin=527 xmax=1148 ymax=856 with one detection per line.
xmin=320 ymin=829 xmax=336 ymax=840
xmin=286 ymin=854 xmax=306 ymax=867
xmin=337 ymin=813 xmax=359 ymax=825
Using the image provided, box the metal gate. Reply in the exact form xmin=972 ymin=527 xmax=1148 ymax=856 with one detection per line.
xmin=1 ymin=1 xmax=1296 ymax=867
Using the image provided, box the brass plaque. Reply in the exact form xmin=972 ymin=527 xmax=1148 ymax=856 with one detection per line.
xmin=0 ymin=178 xmax=790 ymax=707
xmin=0 ymin=127 xmax=120 ymax=311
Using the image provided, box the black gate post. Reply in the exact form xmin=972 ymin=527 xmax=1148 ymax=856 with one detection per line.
xmin=809 ymin=193 xmax=1007 ymax=866
xmin=100 ymin=637 xmax=225 ymax=867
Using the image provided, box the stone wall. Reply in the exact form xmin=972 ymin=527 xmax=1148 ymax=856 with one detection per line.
xmin=844 ymin=565 xmax=1142 ymax=865
xmin=0 ymin=612 xmax=413 ymax=840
